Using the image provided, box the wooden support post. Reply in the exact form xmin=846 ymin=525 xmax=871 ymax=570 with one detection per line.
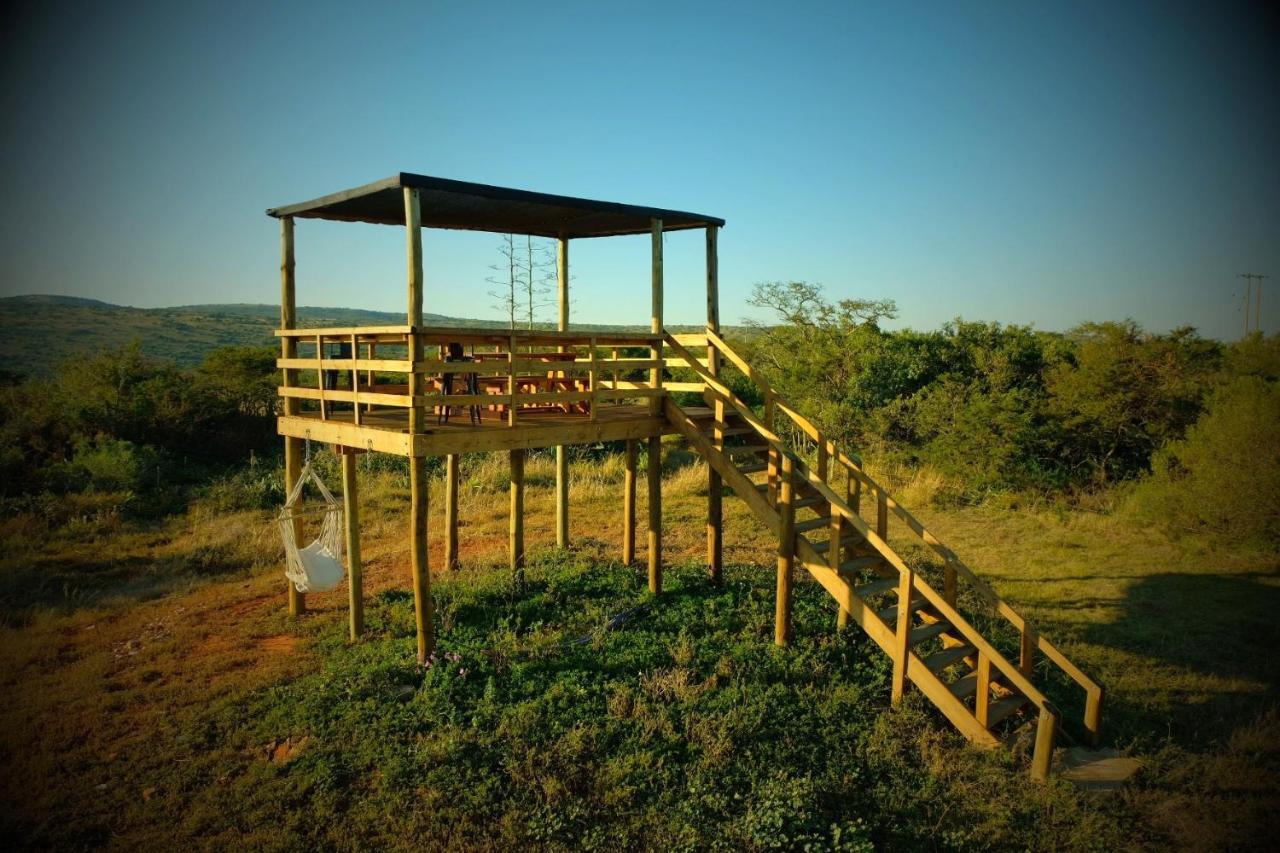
xmin=831 ymin=498 xmax=849 ymax=631
xmin=975 ymin=651 xmax=991 ymax=727
xmin=341 ymin=451 xmax=363 ymax=640
xmin=1020 ymin=626 xmax=1036 ymax=677
xmin=444 ymin=454 xmax=460 ymax=571
xmin=706 ymin=225 xmax=723 ymax=584
xmin=843 ymin=470 xmax=860 ymax=567
xmin=764 ymin=392 xmax=778 ymax=506
xmin=410 ymin=457 xmax=432 ymax=663
xmin=1085 ymin=687 xmax=1104 ymax=747
xmin=944 ymin=561 xmax=958 ymax=607
xmin=510 ymin=448 xmax=525 ymax=583
xmin=280 ymin=216 xmax=304 ymax=617
xmin=647 ymin=434 xmax=662 ymax=594
xmin=775 ymin=454 xmax=795 ymax=646
xmin=405 ymin=187 xmax=433 ymax=664
xmin=649 ymin=218 xmax=663 ymax=415
xmin=877 ymin=489 xmax=889 ymax=542
xmin=555 ymin=236 xmax=570 ymax=548
xmin=1031 ymin=707 xmax=1059 ymax=781
xmin=891 ymin=568 xmax=914 ymax=705
xmin=623 ymin=439 xmax=637 ymax=565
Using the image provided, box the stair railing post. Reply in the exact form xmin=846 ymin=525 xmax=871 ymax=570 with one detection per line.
xmin=1085 ymin=686 xmax=1104 ymax=747
xmin=774 ymin=454 xmax=796 ymax=646
xmin=975 ymin=651 xmax=991 ymax=727
xmin=1031 ymin=706 xmax=1059 ymax=781
xmin=891 ymin=567 xmax=914 ymax=705
xmin=1019 ymin=625 xmax=1036 ymax=677
xmin=764 ymin=390 xmax=778 ymax=507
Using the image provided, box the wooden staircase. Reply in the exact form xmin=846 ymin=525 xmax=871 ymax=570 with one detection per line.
xmin=661 ymin=330 xmax=1104 ymax=780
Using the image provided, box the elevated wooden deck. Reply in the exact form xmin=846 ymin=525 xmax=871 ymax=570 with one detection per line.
xmin=279 ymin=404 xmax=669 ymax=456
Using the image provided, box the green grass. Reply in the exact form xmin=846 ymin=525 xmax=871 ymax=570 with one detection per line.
xmin=1 ymin=451 xmax=1278 ymax=850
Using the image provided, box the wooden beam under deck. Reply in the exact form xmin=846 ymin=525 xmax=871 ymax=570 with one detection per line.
xmin=277 ymin=404 xmax=671 ymax=457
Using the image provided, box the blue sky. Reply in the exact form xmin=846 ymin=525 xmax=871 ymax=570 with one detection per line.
xmin=1 ymin=0 xmax=1276 ymax=339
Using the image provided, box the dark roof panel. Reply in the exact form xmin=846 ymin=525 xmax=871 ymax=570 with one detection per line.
xmin=266 ymin=173 xmax=724 ymax=238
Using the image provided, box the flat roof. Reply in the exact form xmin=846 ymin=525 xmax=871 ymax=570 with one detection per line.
xmin=266 ymin=173 xmax=724 ymax=239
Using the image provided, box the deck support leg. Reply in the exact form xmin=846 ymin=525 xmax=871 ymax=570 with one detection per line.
xmin=409 ymin=455 xmax=433 ymax=664
xmin=775 ymin=455 xmax=795 ymax=646
xmin=280 ymin=215 xmax=304 ymax=617
xmin=445 ymin=453 xmax=460 ymax=571
xmin=647 ymin=435 xmax=662 ymax=594
xmin=555 ymin=446 xmax=569 ymax=549
xmin=705 ymin=224 xmax=722 ymax=585
xmin=341 ymin=450 xmax=363 ymax=640
xmin=510 ymin=448 xmax=525 ymax=584
xmin=623 ymin=439 xmax=636 ymax=565
xmin=283 ymin=436 xmax=304 ymax=616
xmin=556 ymin=235 xmax=570 ymax=549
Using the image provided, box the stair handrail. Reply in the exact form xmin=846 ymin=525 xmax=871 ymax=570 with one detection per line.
xmin=674 ymin=329 xmax=1103 ymax=743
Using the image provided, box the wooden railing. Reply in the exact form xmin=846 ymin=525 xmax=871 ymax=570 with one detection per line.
xmin=663 ymin=329 xmax=1104 ymax=749
xmin=275 ymin=326 xmax=665 ymax=427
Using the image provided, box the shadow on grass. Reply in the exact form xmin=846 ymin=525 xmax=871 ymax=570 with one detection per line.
xmin=0 ymin=543 xmax=254 ymax=626
xmin=1083 ymin=571 xmax=1280 ymax=744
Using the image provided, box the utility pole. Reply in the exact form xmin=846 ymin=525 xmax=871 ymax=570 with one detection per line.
xmin=1239 ymin=273 xmax=1268 ymax=337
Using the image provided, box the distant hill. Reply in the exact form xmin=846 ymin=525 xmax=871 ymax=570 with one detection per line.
xmin=0 ymin=296 xmax=720 ymax=378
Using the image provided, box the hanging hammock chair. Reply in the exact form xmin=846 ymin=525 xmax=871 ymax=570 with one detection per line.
xmin=278 ymin=461 xmax=346 ymax=593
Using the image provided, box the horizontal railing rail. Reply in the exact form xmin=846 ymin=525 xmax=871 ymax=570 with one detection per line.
xmin=275 ymin=325 xmax=666 ymax=428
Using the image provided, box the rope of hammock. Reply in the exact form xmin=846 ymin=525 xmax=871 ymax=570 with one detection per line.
xmin=278 ymin=441 xmax=345 ymax=593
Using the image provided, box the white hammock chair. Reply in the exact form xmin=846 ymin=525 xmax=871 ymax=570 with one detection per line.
xmin=278 ymin=460 xmax=345 ymax=593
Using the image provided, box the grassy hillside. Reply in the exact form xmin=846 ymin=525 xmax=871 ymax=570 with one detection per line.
xmin=0 ymin=296 xmax=719 ymax=378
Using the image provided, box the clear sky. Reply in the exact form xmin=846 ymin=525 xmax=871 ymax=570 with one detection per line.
xmin=2 ymin=0 xmax=1276 ymax=339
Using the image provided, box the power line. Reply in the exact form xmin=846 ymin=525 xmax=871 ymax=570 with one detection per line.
xmin=1239 ymin=273 xmax=1268 ymax=337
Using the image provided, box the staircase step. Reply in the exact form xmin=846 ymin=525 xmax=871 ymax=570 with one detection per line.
xmin=852 ymin=576 xmax=896 ymax=597
xmin=726 ymin=444 xmax=769 ymax=457
xmin=737 ymin=461 xmax=768 ymax=475
xmin=986 ymin=695 xmax=1030 ymax=727
xmin=684 ymin=407 xmax=714 ymax=419
xmin=948 ymin=672 xmax=979 ymax=701
xmin=794 ymin=516 xmax=836 ymax=533
xmin=923 ymin=644 xmax=976 ymax=673
xmin=810 ymin=534 xmax=859 ymax=554
xmin=721 ymin=425 xmax=754 ymax=437
xmin=842 ymin=556 xmax=887 ymax=577
xmin=876 ymin=599 xmax=928 ymax=625
xmin=908 ymin=621 xmax=951 ymax=646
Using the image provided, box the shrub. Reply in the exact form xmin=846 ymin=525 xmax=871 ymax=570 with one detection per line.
xmin=1126 ymin=376 xmax=1280 ymax=548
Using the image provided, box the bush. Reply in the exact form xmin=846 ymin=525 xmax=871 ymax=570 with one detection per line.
xmin=1126 ymin=376 xmax=1280 ymax=548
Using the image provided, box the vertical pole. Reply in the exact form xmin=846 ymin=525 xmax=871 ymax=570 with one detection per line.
xmin=445 ymin=454 xmax=460 ymax=571
xmin=830 ymin=497 xmax=847 ymax=632
xmin=877 ymin=489 xmax=889 ymax=542
xmin=1085 ymin=687 xmax=1104 ymax=747
xmin=405 ymin=186 xmax=433 ymax=664
xmin=647 ymin=217 xmax=663 ymax=595
xmin=891 ymin=568 xmax=913 ymax=705
xmin=975 ymin=651 xmax=991 ymax=727
xmin=944 ymin=561 xmax=958 ymax=607
xmin=341 ymin=451 xmax=363 ymax=640
xmin=623 ymin=438 xmax=637 ymax=565
xmin=1244 ymin=278 xmax=1251 ymax=338
xmin=1019 ymin=625 xmax=1036 ymax=677
xmin=647 ymin=434 xmax=662 ymax=594
xmin=775 ymin=454 xmax=795 ymax=646
xmin=649 ymin=218 xmax=663 ymax=414
xmin=510 ymin=448 xmax=525 ymax=584
xmin=280 ymin=216 xmax=304 ymax=617
xmin=1031 ymin=707 xmax=1059 ymax=781
xmin=555 ymin=237 xmax=570 ymax=548
xmin=705 ymin=225 xmax=723 ymax=584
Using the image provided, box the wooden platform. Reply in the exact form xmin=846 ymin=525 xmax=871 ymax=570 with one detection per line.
xmin=278 ymin=404 xmax=669 ymax=457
